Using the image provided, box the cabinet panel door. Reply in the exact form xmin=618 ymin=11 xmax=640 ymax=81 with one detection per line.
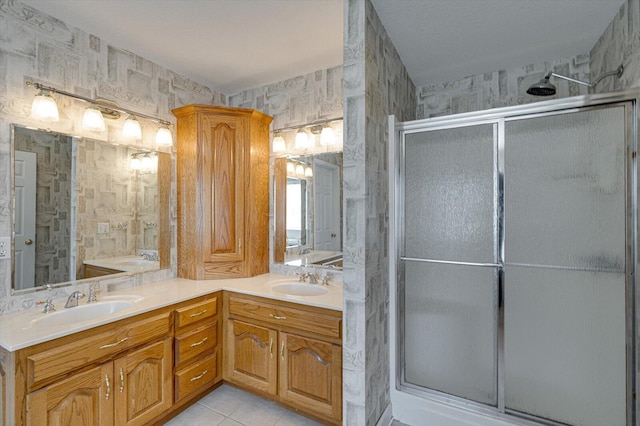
xmin=279 ymin=332 xmax=342 ymax=421
xmin=114 ymin=338 xmax=172 ymax=426
xmin=26 ymin=364 xmax=113 ymax=426
xmin=224 ymin=319 xmax=277 ymax=395
xmin=202 ymin=114 xmax=245 ymax=262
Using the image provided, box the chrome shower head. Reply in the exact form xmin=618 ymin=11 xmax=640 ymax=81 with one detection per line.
xmin=527 ymin=74 xmax=556 ymax=96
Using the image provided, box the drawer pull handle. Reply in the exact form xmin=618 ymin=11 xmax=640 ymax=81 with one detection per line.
xmin=119 ymin=368 xmax=124 ymax=393
xmin=190 ymin=370 xmax=208 ymax=382
xmin=190 ymin=337 xmax=208 ymax=347
xmin=100 ymin=337 xmax=128 ymax=349
xmin=105 ymin=374 xmax=111 ymax=400
xmin=269 ymin=313 xmax=287 ymax=320
xmin=281 ymin=341 xmax=285 ymax=361
xmin=189 ymin=309 xmax=207 ymax=318
xmin=269 ymin=337 xmax=273 ymax=358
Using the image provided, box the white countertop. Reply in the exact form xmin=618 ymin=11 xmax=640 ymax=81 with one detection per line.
xmin=0 ymin=273 xmax=342 ymax=352
xmin=83 ymin=255 xmax=159 ymax=273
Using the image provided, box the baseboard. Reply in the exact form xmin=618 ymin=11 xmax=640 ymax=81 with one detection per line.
xmin=376 ymin=403 xmax=394 ymax=426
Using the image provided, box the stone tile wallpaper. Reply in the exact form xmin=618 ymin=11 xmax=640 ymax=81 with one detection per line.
xmin=416 ymin=54 xmax=591 ymax=119
xmin=228 ymin=66 xmax=343 ymax=275
xmin=0 ymin=0 xmax=225 ymax=310
xmin=344 ymin=0 xmax=416 ymax=424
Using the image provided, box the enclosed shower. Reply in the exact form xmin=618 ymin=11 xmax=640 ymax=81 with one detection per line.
xmin=389 ymin=91 xmax=637 ymax=426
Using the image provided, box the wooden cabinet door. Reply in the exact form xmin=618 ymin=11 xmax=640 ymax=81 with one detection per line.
xmin=202 ymin=114 xmax=246 ymax=264
xmin=26 ymin=364 xmax=113 ymax=426
xmin=278 ymin=332 xmax=342 ymax=422
xmin=224 ymin=319 xmax=277 ymax=395
xmin=113 ymin=338 xmax=172 ymax=426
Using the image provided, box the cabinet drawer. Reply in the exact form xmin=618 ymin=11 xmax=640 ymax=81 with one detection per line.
xmin=27 ymin=312 xmax=170 ymax=389
xmin=174 ymin=353 xmax=218 ymax=402
xmin=228 ymin=295 xmax=341 ymax=339
xmin=174 ymin=320 xmax=217 ymax=368
xmin=175 ymin=298 xmax=217 ymax=329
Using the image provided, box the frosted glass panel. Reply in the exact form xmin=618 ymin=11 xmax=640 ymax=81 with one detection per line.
xmin=504 ymin=266 xmax=626 ymax=426
xmin=404 ymin=261 xmax=497 ymax=405
xmin=505 ymin=107 xmax=626 ymax=270
xmin=404 ymin=125 xmax=496 ymax=263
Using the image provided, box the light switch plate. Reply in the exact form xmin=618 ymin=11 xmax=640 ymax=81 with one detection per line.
xmin=97 ymin=223 xmax=110 ymax=234
xmin=0 ymin=237 xmax=10 ymax=259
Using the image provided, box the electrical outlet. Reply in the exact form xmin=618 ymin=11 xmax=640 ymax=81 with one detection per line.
xmin=0 ymin=237 xmax=10 ymax=259
xmin=97 ymin=223 xmax=110 ymax=234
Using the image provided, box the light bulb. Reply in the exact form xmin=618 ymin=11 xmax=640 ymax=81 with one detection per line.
xmin=83 ymin=106 xmax=105 ymax=132
xmin=304 ymin=166 xmax=313 ymax=177
xmin=272 ymin=133 xmax=286 ymax=152
xmin=122 ymin=115 xmax=142 ymax=140
xmin=320 ymin=125 xmax=335 ymax=146
xmin=30 ymin=90 xmax=59 ymax=122
xmin=295 ymin=129 xmax=309 ymax=150
xmin=141 ymin=154 xmax=152 ymax=170
xmin=130 ymin=156 xmax=141 ymax=170
xmin=155 ymin=125 xmax=172 ymax=146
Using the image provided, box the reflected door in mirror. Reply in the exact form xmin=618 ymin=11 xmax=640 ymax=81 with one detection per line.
xmin=313 ymin=159 xmax=341 ymax=251
xmin=14 ymin=151 xmax=37 ymax=290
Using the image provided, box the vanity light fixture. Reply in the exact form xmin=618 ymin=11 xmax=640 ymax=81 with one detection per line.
xmin=320 ymin=124 xmax=336 ymax=146
xmin=304 ymin=165 xmax=313 ymax=178
xmin=155 ymin=124 xmax=173 ymax=146
xmin=295 ymin=163 xmax=305 ymax=178
xmin=26 ymin=81 xmax=173 ymax=146
xmin=287 ymin=161 xmax=295 ymax=175
xmin=30 ymin=88 xmax=60 ymax=122
xmin=272 ymin=131 xmax=286 ymax=152
xmin=122 ymin=115 xmax=142 ymax=140
xmin=270 ymin=117 xmax=342 ymax=153
xmin=130 ymin=151 xmax=158 ymax=172
xmin=295 ymin=129 xmax=310 ymax=150
xmin=130 ymin=155 xmax=142 ymax=170
xmin=82 ymin=106 xmax=106 ymax=132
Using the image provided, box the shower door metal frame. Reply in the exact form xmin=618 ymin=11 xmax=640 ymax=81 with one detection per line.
xmin=391 ymin=89 xmax=639 ymax=426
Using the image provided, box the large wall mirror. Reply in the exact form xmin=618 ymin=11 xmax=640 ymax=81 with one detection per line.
xmin=274 ymin=152 xmax=343 ymax=268
xmin=10 ymin=125 xmax=170 ymax=294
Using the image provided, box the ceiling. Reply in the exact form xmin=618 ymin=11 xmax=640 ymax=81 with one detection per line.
xmin=22 ymin=0 xmax=625 ymax=94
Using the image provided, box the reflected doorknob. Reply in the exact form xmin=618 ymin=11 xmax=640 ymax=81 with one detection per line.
xmin=25 ymin=239 xmax=33 ymax=245
xmin=330 ymin=233 xmax=336 ymax=238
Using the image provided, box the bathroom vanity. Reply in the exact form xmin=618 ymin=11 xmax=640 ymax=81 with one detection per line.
xmin=0 ymin=274 xmax=342 ymax=426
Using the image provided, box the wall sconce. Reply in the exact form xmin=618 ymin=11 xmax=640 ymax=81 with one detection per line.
xmin=122 ymin=115 xmax=142 ymax=140
xmin=26 ymin=81 xmax=173 ymax=146
xmin=82 ymin=106 xmax=106 ymax=132
xmin=320 ymin=124 xmax=336 ymax=146
xmin=295 ymin=129 xmax=310 ymax=150
xmin=30 ymin=88 xmax=59 ymax=122
xmin=155 ymin=124 xmax=173 ymax=146
xmin=272 ymin=131 xmax=286 ymax=152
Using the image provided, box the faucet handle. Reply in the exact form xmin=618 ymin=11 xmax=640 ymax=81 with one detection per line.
xmin=321 ymin=272 xmax=333 ymax=286
xmin=88 ymin=285 xmax=102 ymax=303
xmin=37 ymin=283 xmax=56 ymax=313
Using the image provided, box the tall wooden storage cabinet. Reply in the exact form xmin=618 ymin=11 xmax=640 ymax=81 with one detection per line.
xmin=173 ymin=105 xmax=272 ymax=279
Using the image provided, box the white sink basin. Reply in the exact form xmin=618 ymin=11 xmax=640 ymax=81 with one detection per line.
xmin=270 ymin=283 xmax=329 ymax=296
xmin=30 ymin=300 xmax=136 ymax=327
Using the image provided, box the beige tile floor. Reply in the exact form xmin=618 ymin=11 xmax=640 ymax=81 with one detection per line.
xmin=163 ymin=384 xmax=322 ymax=426
xmin=165 ymin=384 xmax=412 ymax=425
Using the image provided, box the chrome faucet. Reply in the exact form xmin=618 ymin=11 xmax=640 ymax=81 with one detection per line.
xmin=298 ymin=272 xmax=318 ymax=284
xmin=65 ymin=291 xmax=86 ymax=308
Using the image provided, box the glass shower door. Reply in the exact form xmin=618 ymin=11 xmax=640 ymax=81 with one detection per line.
xmin=401 ymin=123 xmax=499 ymax=405
xmin=503 ymin=106 xmax=628 ymax=426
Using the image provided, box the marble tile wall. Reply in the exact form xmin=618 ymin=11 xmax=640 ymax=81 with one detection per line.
xmin=343 ymin=0 xmax=416 ymax=424
xmin=0 ymin=0 xmax=225 ymax=312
